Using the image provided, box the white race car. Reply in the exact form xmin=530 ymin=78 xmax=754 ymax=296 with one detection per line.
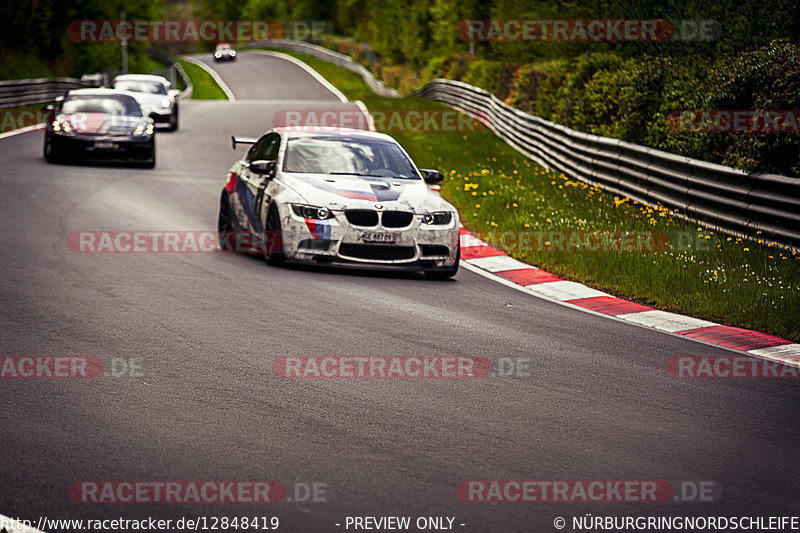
xmin=218 ymin=128 xmax=460 ymax=278
xmin=111 ymin=74 xmax=180 ymax=131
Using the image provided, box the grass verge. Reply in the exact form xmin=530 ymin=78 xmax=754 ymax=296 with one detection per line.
xmin=261 ymin=50 xmax=800 ymax=342
xmin=178 ymin=59 xmax=227 ymax=100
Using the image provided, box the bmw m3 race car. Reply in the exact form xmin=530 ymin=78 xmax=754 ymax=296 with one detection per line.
xmin=43 ymin=88 xmax=156 ymax=167
xmin=217 ymin=128 xmax=460 ymax=278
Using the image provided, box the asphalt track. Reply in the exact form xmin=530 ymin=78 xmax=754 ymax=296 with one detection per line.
xmin=0 ymin=52 xmax=798 ymax=532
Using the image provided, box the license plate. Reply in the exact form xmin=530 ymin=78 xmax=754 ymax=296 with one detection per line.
xmin=361 ymin=232 xmax=397 ymax=244
xmin=94 ymin=141 xmax=116 ymax=149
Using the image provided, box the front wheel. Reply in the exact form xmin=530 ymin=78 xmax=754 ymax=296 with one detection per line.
xmin=167 ymin=107 xmax=178 ymax=132
xmin=44 ymin=134 xmax=61 ymax=164
xmin=137 ymin=145 xmax=156 ymax=168
xmin=263 ymin=204 xmax=285 ymax=266
xmin=218 ymin=194 xmax=236 ymax=251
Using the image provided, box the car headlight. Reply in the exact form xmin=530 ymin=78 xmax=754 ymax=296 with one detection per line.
xmin=134 ymin=123 xmax=154 ymax=136
xmin=421 ymin=212 xmax=452 ymax=225
xmin=292 ymin=204 xmax=335 ymax=220
xmin=214 ymin=52 xmax=222 ymax=57
xmin=51 ymin=120 xmax=73 ymax=134
xmin=160 ymin=99 xmax=171 ymax=108
xmin=230 ymin=50 xmax=236 ymax=56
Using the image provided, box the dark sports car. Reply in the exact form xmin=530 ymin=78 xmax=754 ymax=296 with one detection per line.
xmin=43 ymin=89 xmax=156 ymax=167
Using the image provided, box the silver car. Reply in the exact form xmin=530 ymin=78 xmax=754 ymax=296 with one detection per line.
xmin=111 ymin=74 xmax=180 ymax=131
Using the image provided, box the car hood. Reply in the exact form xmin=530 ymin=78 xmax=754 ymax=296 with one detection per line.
xmin=125 ymin=92 xmax=170 ymax=109
xmin=282 ymin=172 xmax=452 ymax=212
xmin=57 ymin=113 xmax=145 ymax=135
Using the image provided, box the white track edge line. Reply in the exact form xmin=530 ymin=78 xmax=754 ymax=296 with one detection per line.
xmin=354 ymin=100 xmax=375 ymax=131
xmin=181 ymin=57 xmax=236 ymax=102
xmin=0 ymin=123 xmax=45 ymax=141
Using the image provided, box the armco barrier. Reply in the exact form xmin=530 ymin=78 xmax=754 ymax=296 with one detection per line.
xmin=0 ymin=51 xmax=193 ymax=111
xmin=0 ymin=78 xmax=92 ymax=108
xmin=253 ymin=39 xmax=799 ymax=250
xmin=415 ymin=79 xmax=800 ymax=250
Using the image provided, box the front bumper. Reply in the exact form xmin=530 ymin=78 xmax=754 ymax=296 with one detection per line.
xmin=49 ymin=132 xmax=154 ymax=162
xmin=148 ymin=108 xmax=174 ymax=125
xmin=279 ymin=207 xmax=459 ymax=269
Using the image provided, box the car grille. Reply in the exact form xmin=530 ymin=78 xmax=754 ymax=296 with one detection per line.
xmin=420 ymin=245 xmax=450 ymax=257
xmin=381 ymin=211 xmax=413 ymax=228
xmin=339 ymin=244 xmax=415 ymax=261
xmin=345 ymin=210 xmax=379 ymax=226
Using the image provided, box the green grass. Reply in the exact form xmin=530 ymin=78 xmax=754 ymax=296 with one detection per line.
xmin=262 ymin=50 xmax=800 ymax=342
xmin=178 ymin=59 xmax=227 ymax=100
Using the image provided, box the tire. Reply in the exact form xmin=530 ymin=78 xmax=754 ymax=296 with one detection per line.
xmin=138 ymin=145 xmax=156 ymax=168
xmin=218 ymin=194 xmax=236 ymax=252
xmin=263 ymin=204 xmax=285 ymax=266
xmin=166 ymin=107 xmax=178 ymax=132
xmin=424 ymin=243 xmax=460 ymax=280
xmin=44 ymin=134 xmax=61 ymax=164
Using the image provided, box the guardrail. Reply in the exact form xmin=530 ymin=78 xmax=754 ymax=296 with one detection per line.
xmin=416 ymin=79 xmax=800 ymax=250
xmin=0 ymin=51 xmax=192 ymax=110
xmin=253 ymin=39 xmax=800 ymax=250
xmin=0 ymin=78 xmax=92 ymax=109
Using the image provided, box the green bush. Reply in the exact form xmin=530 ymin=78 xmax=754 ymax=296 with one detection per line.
xmin=462 ymin=60 xmax=503 ymax=95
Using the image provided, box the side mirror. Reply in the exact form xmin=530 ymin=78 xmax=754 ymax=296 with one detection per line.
xmin=168 ymin=89 xmax=180 ymax=98
xmin=420 ymin=169 xmax=444 ymax=185
xmin=249 ymin=160 xmax=276 ymax=174
xmin=43 ymin=104 xmax=55 ymax=111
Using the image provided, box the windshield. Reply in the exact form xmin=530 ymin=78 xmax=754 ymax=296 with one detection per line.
xmin=113 ymin=80 xmax=167 ymax=95
xmin=61 ymin=96 xmax=142 ymax=117
xmin=283 ymin=137 xmax=419 ymax=179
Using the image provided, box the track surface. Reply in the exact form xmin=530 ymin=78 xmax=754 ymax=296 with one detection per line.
xmin=0 ymin=53 xmax=798 ymax=531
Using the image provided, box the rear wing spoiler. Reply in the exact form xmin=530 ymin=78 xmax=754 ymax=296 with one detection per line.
xmin=231 ymin=135 xmax=258 ymax=149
